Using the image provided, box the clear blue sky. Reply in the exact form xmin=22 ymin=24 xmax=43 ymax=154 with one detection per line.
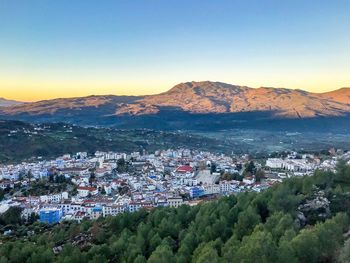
xmin=0 ymin=0 xmax=349 ymax=100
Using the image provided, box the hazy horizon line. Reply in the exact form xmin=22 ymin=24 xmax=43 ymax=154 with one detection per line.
xmin=1 ymin=80 xmax=349 ymax=103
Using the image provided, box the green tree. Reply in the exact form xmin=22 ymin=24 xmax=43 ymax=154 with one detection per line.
xmin=255 ymin=169 xmax=265 ymax=182
xmin=0 ymin=206 xmax=23 ymax=225
xmin=236 ymin=229 xmax=277 ymax=263
xmin=339 ymin=238 xmax=350 ymax=263
xmin=336 ymin=159 xmax=350 ymax=183
xmin=314 ymin=213 xmax=349 ymax=261
xmin=192 ymin=243 xmax=220 ymax=263
xmin=302 ymin=176 xmax=314 ymax=194
xmin=134 ymin=255 xmax=147 ymax=263
xmin=277 ymin=240 xmax=298 ymax=263
xmin=244 ymin=161 xmax=256 ymax=176
xmin=234 ymin=206 xmax=261 ymax=240
xmin=263 ymin=212 xmax=295 ymax=241
xmin=148 ymin=245 xmax=175 ymax=263
xmin=291 ymin=230 xmax=319 ymax=263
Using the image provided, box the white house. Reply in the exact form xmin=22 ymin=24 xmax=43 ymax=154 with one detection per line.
xmin=77 ymin=186 xmax=98 ymax=198
xmin=167 ymin=197 xmax=183 ymax=208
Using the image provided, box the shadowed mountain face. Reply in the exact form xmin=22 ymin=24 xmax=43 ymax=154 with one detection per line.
xmin=1 ymin=81 xmax=350 ymax=132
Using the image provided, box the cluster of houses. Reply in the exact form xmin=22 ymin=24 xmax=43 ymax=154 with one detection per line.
xmin=265 ymin=151 xmax=350 ymax=176
xmin=0 ymin=148 xmax=348 ymax=225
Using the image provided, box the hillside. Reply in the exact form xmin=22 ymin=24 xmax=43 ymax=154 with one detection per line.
xmin=1 ymin=82 xmax=350 ymax=131
xmin=0 ymin=95 xmax=139 ymax=115
xmin=2 ymin=163 xmax=350 ymax=262
xmin=0 ymin=98 xmax=24 ymax=107
xmin=320 ymin=87 xmax=350 ymax=104
xmin=0 ymin=120 xmax=233 ymax=163
xmin=118 ymin=82 xmax=350 ymax=118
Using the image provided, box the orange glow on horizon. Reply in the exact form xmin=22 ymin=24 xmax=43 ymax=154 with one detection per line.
xmin=1 ymin=76 xmax=349 ymax=102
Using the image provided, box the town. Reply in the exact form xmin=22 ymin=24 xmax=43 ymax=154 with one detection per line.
xmin=0 ymin=148 xmax=348 ymax=225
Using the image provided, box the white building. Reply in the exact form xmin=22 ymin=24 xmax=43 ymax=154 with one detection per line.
xmin=102 ymin=204 xmax=125 ymax=217
xmin=77 ymin=187 xmax=98 ymax=198
xmin=167 ymin=197 xmax=183 ymax=208
xmin=40 ymin=192 xmax=69 ymax=203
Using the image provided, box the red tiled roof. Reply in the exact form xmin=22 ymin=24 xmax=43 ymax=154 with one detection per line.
xmin=176 ymin=165 xmax=193 ymax=173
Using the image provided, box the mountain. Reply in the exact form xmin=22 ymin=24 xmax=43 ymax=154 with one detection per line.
xmin=117 ymin=82 xmax=350 ymax=118
xmin=0 ymin=95 xmax=139 ymax=115
xmin=0 ymin=97 xmax=24 ymax=107
xmin=1 ymin=81 xmax=350 ymax=131
xmin=320 ymin=87 xmax=350 ymax=104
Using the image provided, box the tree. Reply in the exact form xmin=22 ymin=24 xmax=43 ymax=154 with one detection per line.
xmin=89 ymin=254 xmax=108 ymax=263
xmin=234 ymin=206 xmax=261 ymax=240
xmin=28 ymin=249 xmax=54 ymax=263
xmin=277 ymin=239 xmax=298 ymax=263
xmin=314 ymin=213 xmax=349 ymax=261
xmin=255 ymin=169 xmax=265 ymax=183
xmin=192 ymin=243 xmax=220 ymax=263
xmin=268 ymin=183 xmax=302 ymax=214
xmin=263 ymin=212 xmax=294 ymax=241
xmin=28 ymin=212 xmax=39 ymax=224
xmin=302 ymin=176 xmax=314 ymax=194
xmin=339 ymin=238 xmax=350 ymax=263
xmin=291 ymin=230 xmax=319 ymax=263
xmin=336 ymin=159 xmax=350 ymax=183
xmin=148 ymin=245 xmax=175 ymax=263
xmin=235 ymin=229 xmax=277 ymax=263
xmin=244 ymin=161 xmax=256 ymax=176
xmin=133 ymin=255 xmax=146 ymax=263
xmin=222 ymin=235 xmax=240 ymax=262
xmin=210 ymin=163 xmax=217 ymax=174
xmin=117 ymin=158 xmax=127 ymax=173
xmin=0 ymin=207 xmax=23 ymax=226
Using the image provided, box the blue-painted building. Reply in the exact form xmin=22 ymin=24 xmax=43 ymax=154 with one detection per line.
xmin=39 ymin=207 xmax=62 ymax=224
xmin=190 ymin=187 xmax=204 ymax=198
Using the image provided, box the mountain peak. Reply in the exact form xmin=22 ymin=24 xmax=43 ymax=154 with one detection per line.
xmin=165 ymin=81 xmax=250 ymax=95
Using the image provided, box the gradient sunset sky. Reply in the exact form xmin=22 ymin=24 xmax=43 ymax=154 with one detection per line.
xmin=0 ymin=0 xmax=349 ymax=101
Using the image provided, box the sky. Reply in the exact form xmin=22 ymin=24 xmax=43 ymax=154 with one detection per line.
xmin=0 ymin=0 xmax=349 ymax=101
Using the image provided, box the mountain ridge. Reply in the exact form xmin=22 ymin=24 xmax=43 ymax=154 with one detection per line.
xmin=116 ymin=81 xmax=350 ymax=118
xmin=0 ymin=97 xmax=24 ymax=107
xmin=1 ymin=81 xmax=350 ymax=131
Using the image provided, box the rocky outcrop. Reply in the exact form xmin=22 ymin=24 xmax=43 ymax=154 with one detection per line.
xmin=297 ymin=190 xmax=331 ymax=225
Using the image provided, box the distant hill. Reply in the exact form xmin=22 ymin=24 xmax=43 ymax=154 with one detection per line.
xmin=0 ymin=120 xmax=236 ymax=163
xmin=0 ymin=97 xmax=24 ymax=107
xmin=1 ymin=82 xmax=350 ymax=132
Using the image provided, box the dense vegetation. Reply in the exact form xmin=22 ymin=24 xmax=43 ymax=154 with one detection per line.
xmin=0 ymin=120 xmax=232 ymax=163
xmin=2 ymin=120 xmax=350 ymax=164
xmin=1 ymin=162 xmax=350 ymax=262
